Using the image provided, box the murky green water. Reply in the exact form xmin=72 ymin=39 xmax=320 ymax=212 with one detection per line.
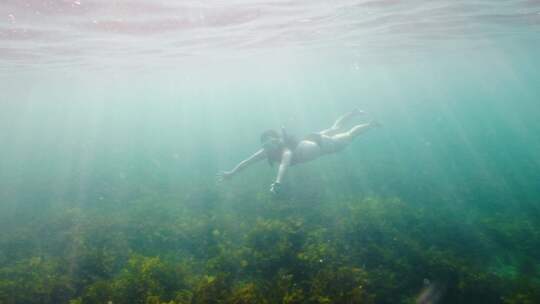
xmin=1 ymin=1 xmax=540 ymax=303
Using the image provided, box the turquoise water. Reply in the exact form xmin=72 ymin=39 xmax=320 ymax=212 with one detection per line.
xmin=1 ymin=1 xmax=540 ymax=303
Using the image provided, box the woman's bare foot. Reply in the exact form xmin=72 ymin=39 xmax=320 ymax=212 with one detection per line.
xmin=351 ymin=108 xmax=366 ymax=116
xmin=369 ymin=120 xmax=382 ymax=128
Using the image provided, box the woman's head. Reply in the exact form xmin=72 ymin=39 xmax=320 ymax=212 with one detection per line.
xmin=260 ymin=129 xmax=283 ymax=153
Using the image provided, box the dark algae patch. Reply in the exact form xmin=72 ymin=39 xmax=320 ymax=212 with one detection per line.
xmin=1 ymin=192 xmax=539 ymax=304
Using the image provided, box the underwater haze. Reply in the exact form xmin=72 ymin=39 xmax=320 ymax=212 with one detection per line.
xmin=1 ymin=0 xmax=540 ymax=303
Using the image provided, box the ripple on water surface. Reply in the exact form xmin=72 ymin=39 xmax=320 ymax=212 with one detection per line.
xmin=0 ymin=0 xmax=539 ymax=66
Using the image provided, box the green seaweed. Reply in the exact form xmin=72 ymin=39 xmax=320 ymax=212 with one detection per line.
xmin=0 ymin=194 xmax=539 ymax=304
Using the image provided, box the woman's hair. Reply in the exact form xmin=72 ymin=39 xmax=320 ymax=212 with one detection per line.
xmin=260 ymin=129 xmax=281 ymax=167
xmin=260 ymin=129 xmax=280 ymax=143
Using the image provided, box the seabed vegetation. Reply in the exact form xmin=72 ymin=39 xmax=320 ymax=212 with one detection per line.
xmin=0 ymin=185 xmax=539 ymax=304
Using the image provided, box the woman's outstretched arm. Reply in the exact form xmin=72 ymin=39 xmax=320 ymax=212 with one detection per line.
xmin=217 ymin=149 xmax=266 ymax=181
xmin=270 ymin=149 xmax=292 ymax=193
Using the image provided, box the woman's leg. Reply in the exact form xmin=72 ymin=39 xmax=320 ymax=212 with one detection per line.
xmin=347 ymin=122 xmax=375 ymax=139
xmin=319 ymin=108 xmax=365 ymax=136
xmin=327 ymin=122 xmax=380 ymax=152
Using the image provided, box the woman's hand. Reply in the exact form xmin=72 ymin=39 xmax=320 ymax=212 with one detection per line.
xmin=216 ymin=171 xmax=234 ymax=182
xmin=270 ymin=181 xmax=282 ymax=194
